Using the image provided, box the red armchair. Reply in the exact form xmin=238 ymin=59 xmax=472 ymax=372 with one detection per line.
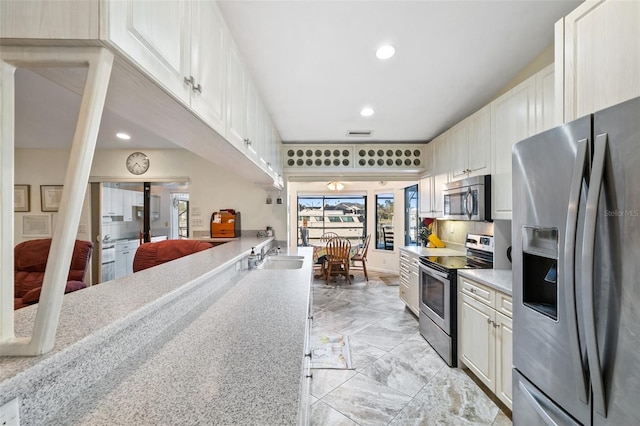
xmin=133 ymin=240 xmax=213 ymax=272
xmin=14 ymin=238 xmax=93 ymax=310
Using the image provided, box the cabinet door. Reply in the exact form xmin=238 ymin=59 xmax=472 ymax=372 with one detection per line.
xmin=461 ymin=294 xmax=495 ymax=390
xmin=409 ymin=256 xmax=420 ymax=316
xmin=122 ymin=190 xmax=134 ymax=222
xmin=432 ymin=134 xmax=449 ymax=216
xmin=418 ymin=175 xmax=433 ymax=217
xmin=151 ymin=195 xmax=161 ymax=221
xmin=245 ymin=79 xmax=261 ymax=161
xmin=226 ymin=40 xmax=247 ymax=149
xmin=450 ymin=122 xmax=468 ymax=180
xmin=562 ymin=0 xmax=640 ymax=121
xmin=106 ymin=0 xmax=190 ymax=104
xmin=491 ymin=76 xmax=536 ymax=220
xmin=467 ymin=104 xmax=491 ymax=177
xmin=189 ymin=0 xmax=227 ymax=136
xmin=115 ymin=249 xmax=127 ymax=279
xmin=495 ymin=311 xmax=513 ymax=410
xmin=535 ymin=64 xmax=556 ymax=133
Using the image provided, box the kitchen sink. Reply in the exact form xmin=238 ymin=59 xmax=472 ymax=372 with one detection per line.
xmin=259 ymin=256 xmax=304 ymax=270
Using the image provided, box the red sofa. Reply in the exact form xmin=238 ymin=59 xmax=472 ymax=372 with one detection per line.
xmin=133 ymin=239 xmax=213 ymax=272
xmin=14 ymin=238 xmax=93 ymax=310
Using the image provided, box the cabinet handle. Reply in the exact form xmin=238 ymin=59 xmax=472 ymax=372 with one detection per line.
xmin=470 ymin=288 xmax=476 ymax=293
xmin=494 ymin=322 xmax=500 ymax=328
xmin=487 ymin=318 xmax=492 ymax=324
xmin=244 ymin=138 xmax=252 ymax=146
xmin=184 ymin=76 xmax=192 ymax=86
xmin=192 ymin=82 xmax=202 ymax=94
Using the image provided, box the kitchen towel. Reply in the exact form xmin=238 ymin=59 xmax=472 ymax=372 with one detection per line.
xmin=310 ymin=335 xmax=353 ymax=369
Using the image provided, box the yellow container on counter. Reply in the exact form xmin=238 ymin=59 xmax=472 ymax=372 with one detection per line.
xmin=428 ymin=233 xmax=446 ymax=248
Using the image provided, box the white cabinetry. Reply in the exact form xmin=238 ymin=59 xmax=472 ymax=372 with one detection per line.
xmin=450 ymin=105 xmax=491 ymax=181
xmin=115 ymin=240 xmax=140 ymax=279
xmin=102 ymin=187 xmax=124 ymax=217
xmin=419 ymin=133 xmax=449 ymax=218
xmin=122 ymin=190 xmax=134 ymax=222
xmin=557 ymin=0 xmax=640 ymax=122
xmin=106 ymin=0 xmax=228 ymax=136
xmin=399 ymin=249 xmax=420 ymax=316
xmin=490 ymin=75 xmax=536 ymax=220
xmin=459 ymin=276 xmax=513 ymax=409
xmin=535 ymin=64 xmax=557 ymax=133
xmin=226 ymin=39 xmax=247 ymax=149
xmin=106 ymin=0 xmax=189 ymax=104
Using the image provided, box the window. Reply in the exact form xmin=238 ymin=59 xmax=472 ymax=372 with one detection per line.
xmin=376 ymin=193 xmax=394 ymax=250
xmin=405 ymin=184 xmax=419 ymax=246
xmin=297 ymin=195 xmax=366 ymax=246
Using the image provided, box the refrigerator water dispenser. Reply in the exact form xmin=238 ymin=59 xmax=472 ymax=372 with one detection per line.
xmin=522 ymin=227 xmax=559 ymax=320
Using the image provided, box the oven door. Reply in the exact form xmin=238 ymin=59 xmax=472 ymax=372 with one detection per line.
xmin=419 ymin=262 xmax=451 ymax=335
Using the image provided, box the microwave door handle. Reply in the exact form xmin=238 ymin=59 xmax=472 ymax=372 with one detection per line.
xmin=564 ymin=138 xmax=590 ymax=403
xmin=465 ymin=188 xmax=474 ymax=219
xmin=582 ymin=133 xmax=608 ymax=417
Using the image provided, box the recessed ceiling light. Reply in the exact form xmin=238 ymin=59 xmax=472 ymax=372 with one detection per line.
xmin=360 ymin=107 xmax=375 ymax=117
xmin=376 ymin=45 xmax=395 ymax=60
xmin=116 ymin=132 xmax=131 ymax=140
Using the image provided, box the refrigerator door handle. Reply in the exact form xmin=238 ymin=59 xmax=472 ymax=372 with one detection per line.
xmin=564 ymin=138 xmax=590 ymax=403
xmin=582 ymin=133 xmax=608 ymax=417
xmin=519 ymin=380 xmax=579 ymax=426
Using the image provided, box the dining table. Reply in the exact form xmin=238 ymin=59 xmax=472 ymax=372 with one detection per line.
xmin=311 ymin=240 xmax=361 ymax=263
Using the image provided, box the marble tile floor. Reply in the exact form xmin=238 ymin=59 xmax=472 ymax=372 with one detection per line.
xmin=310 ymin=271 xmax=512 ymax=426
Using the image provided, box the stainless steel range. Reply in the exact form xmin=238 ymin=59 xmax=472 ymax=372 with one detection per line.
xmin=418 ymin=233 xmax=494 ymax=367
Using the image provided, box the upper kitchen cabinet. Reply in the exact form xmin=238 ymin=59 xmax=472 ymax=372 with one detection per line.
xmin=535 ymin=64 xmax=556 ymax=133
xmin=419 ymin=133 xmax=449 ymax=218
xmin=106 ymin=0 xmax=228 ymax=136
xmin=226 ymin=39 xmax=248 ymax=150
xmin=450 ymin=105 xmax=491 ymax=181
xmin=106 ymin=0 xmax=190 ymax=104
xmin=491 ymin=75 xmax=536 ymax=220
xmin=557 ymin=0 xmax=640 ymax=122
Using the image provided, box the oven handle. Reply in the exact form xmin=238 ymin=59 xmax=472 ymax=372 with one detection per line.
xmin=419 ymin=263 xmax=449 ymax=279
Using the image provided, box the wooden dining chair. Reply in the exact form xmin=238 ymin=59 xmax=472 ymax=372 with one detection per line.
xmin=324 ymin=237 xmax=351 ymax=284
xmin=320 ymin=232 xmax=338 ymax=242
xmin=350 ymin=234 xmax=371 ymax=281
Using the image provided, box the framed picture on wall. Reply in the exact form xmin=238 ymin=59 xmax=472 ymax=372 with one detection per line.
xmin=22 ymin=214 xmax=52 ymax=237
xmin=14 ymin=184 xmax=30 ymax=212
xmin=41 ymin=185 xmax=63 ymax=212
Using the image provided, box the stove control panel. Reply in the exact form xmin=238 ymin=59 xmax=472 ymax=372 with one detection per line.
xmin=465 ymin=233 xmax=494 ymax=253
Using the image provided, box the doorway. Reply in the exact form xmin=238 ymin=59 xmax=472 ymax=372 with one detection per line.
xmin=405 ymin=184 xmax=418 ymax=246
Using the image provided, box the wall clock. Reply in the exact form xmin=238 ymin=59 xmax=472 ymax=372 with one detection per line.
xmin=126 ymin=152 xmax=150 ymax=175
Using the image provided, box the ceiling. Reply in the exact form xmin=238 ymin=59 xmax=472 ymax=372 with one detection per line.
xmin=12 ymin=0 xmax=582 ymax=150
xmin=217 ymin=0 xmax=581 ymax=143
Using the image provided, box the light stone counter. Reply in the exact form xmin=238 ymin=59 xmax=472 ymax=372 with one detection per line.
xmin=399 ymin=246 xmax=466 ymax=257
xmin=457 ymin=269 xmax=513 ymax=296
xmin=1 ymin=237 xmax=314 ymax=425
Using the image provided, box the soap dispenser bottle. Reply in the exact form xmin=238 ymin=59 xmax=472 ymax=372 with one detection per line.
xmin=248 ymin=247 xmax=258 ymax=269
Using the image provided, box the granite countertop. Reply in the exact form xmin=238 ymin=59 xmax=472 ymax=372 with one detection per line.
xmin=457 ymin=269 xmax=513 ymax=296
xmin=1 ymin=236 xmax=313 ymax=425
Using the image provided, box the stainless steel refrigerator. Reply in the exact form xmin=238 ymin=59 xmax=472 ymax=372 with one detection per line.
xmin=512 ymin=96 xmax=640 ymax=425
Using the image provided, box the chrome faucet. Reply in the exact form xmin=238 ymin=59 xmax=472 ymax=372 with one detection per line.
xmin=260 ymin=246 xmax=281 ymax=260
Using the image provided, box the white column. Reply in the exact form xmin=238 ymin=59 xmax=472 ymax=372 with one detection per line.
xmin=0 ymin=47 xmax=113 ymax=356
xmin=0 ymin=58 xmax=17 ymax=341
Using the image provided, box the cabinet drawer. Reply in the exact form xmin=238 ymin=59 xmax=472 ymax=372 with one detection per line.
xmin=496 ymin=292 xmax=513 ymax=318
xmin=460 ymin=277 xmax=495 ymax=308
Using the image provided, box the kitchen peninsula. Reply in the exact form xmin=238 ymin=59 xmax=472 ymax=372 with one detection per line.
xmin=0 ymin=237 xmax=314 ymax=425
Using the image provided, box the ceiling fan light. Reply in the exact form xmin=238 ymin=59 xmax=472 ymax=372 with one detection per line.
xmin=327 ymin=181 xmax=344 ymax=191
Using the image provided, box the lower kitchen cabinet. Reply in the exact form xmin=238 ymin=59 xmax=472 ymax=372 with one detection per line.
xmin=115 ymin=240 xmax=140 ymax=279
xmin=459 ymin=276 xmax=513 ymax=409
xmin=399 ymin=249 xmax=419 ymax=316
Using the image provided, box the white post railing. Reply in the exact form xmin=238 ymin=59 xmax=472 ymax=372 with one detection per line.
xmin=0 ymin=47 xmax=113 ymax=356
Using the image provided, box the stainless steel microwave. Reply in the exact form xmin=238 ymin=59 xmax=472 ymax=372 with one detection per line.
xmin=442 ymin=175 xmax=491 ymax=221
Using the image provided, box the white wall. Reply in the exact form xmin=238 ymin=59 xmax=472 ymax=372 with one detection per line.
xmin=15 ymin=148 xmax=287 ymax=245
xmin=287 ymin=180 xmax=418 ymax=274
